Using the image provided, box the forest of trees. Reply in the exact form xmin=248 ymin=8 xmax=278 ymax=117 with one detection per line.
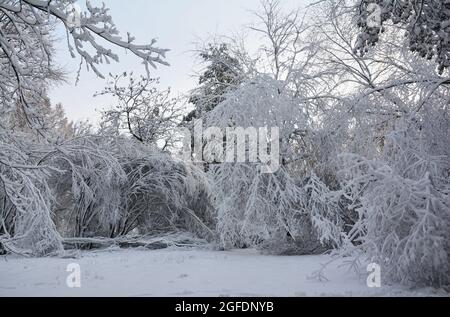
xmin=0 ymin=0 xmax=448 ymax=288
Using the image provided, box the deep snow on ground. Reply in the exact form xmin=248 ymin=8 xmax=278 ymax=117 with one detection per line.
xmin=0 ymin=248 xmax=446 ymax=297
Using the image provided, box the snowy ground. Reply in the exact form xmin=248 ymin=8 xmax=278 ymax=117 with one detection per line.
xmin=0 ymin=248 xmax=446 ymax=297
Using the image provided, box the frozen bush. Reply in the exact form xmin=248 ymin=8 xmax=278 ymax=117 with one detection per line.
xmin=339 ymin=127 xmax=450 ymax=286
xmin=213 ymin=163 xmax=343 ymax=254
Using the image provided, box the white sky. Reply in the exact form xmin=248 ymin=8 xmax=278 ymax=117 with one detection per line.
xmin=49 ymin=0 xmax=309 ymax=124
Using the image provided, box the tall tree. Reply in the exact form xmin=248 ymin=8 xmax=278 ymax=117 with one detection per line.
xmin=185 ymin=43 xmax=243 ymax=122
xmin=0 ymin=0 xmax=169 ymax=256
xmin=0 ymin=0 xmax=169 ymax=131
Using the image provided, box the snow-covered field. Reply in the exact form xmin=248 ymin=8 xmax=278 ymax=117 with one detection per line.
xmin=0 ymin=248 xmax=446 ymax=297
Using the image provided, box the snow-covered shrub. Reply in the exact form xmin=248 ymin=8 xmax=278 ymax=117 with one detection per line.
xmin=304 ymin=173 xmax=345 ymax=248
xmin=213 ymin=163 xmax=303 ymax=251
xmin=213 ymin=163 xmax=343 ymax=254
xmin=117 ymin=141 xmax=216 ymax=240
xmin=339 ymin=123 xmax=450 ymax=286
xmin=42 ymin=136 xmax=127 ymax=239
xmin=0 ymin=134 xmax=63 ymax=256
xmin=41 ymin=136 xmax=215 ymax=243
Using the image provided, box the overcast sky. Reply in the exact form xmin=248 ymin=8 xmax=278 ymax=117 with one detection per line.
xmin=49 ymin=0 xmax=308 ymax=124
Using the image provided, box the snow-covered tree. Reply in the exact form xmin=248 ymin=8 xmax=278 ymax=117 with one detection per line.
xmin=195 ymin=1 xmax=347 ymax=254
xmin=306 ymin=1 xmax=450 ymax=286
xmin=355 ymin=0 xmax=450 ymax=74
xmin=0 ymin=0 xmax=169 ymax=255
xmin=185 ymin=43 xmax=244 ymax=122
xmin=0 ymin=0 xmax=169 ymax=131
xmin=98 ymin=73 xmax=182 ymax=149
xmin=249 ymin=0 xmax=312 ymax=82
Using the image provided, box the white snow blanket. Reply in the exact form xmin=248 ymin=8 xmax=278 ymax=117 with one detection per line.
xmin=0 ymin=249 xmax=446 ymax=297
